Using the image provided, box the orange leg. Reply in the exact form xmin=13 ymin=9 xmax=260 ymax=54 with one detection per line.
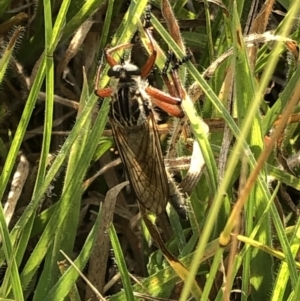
xmin=104 ymin=43 xmax=133 ymax=67
xmin=146 ymin=86 xmax=181 ymax=105
xmin=152 ymin=99 xmax=184 ymax=118
xmin=162 ymin=50 xmax=192 ymax=100
xmin=95 ymin=87 xmax=113 ymax=98
xmin=94 ymin=43 xmax=133 ymax=94
xmin=161 ymin=72 xmax=178 ymax=98
xmin=140 ymin=29 xmax=157 ymax=78
xmin=146 ymin=86 xmax=184 ymax=118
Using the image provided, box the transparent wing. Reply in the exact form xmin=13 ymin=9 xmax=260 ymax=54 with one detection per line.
xmin=110 ymin=113 xmax=169 ymax=215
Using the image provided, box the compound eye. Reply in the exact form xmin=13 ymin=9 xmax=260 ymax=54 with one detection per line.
xmin=125 ymin=64 xmax=141 ymax=76
xmin=108 ymin=65 xmax=121 ymax=77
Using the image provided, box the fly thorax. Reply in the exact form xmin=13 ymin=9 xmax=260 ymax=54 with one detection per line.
xmin=110 ymin=77 xmax=152 ymax=127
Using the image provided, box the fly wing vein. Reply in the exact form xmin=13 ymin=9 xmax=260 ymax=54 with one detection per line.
xmin=110 ymin=114 xmax=169 ymax=214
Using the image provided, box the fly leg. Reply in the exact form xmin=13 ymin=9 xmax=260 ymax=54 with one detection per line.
xmin=162 ymin=52 xmax=197 ymax=219
xmin=161 ymin=50 xmax=192 ymax=99
xmin=161 ymin=53 xmax=190 ymax=219
xmin=162 ymin=50 xmax=192 ymax=159
xmin=167 ymin=169 xmax=187 ymax=220
xmin=94 ymin=43 xmax=133 ymax=97
xmin=141 ymin=10 xmax=185 ymax=117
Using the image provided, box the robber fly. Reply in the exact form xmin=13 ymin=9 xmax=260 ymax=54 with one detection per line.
xmin=94 ymin=28 xmax=187 ymax=219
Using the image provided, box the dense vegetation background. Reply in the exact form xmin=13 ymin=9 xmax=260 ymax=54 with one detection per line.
xmin=0 ymin=0 xmax=300 ymax=300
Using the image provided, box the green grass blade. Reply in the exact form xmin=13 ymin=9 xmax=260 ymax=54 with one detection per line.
xmin=109 ymin=224 xmax=135 ymax=301
xmin=42 ymin=203 xmax=103 ymax=301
